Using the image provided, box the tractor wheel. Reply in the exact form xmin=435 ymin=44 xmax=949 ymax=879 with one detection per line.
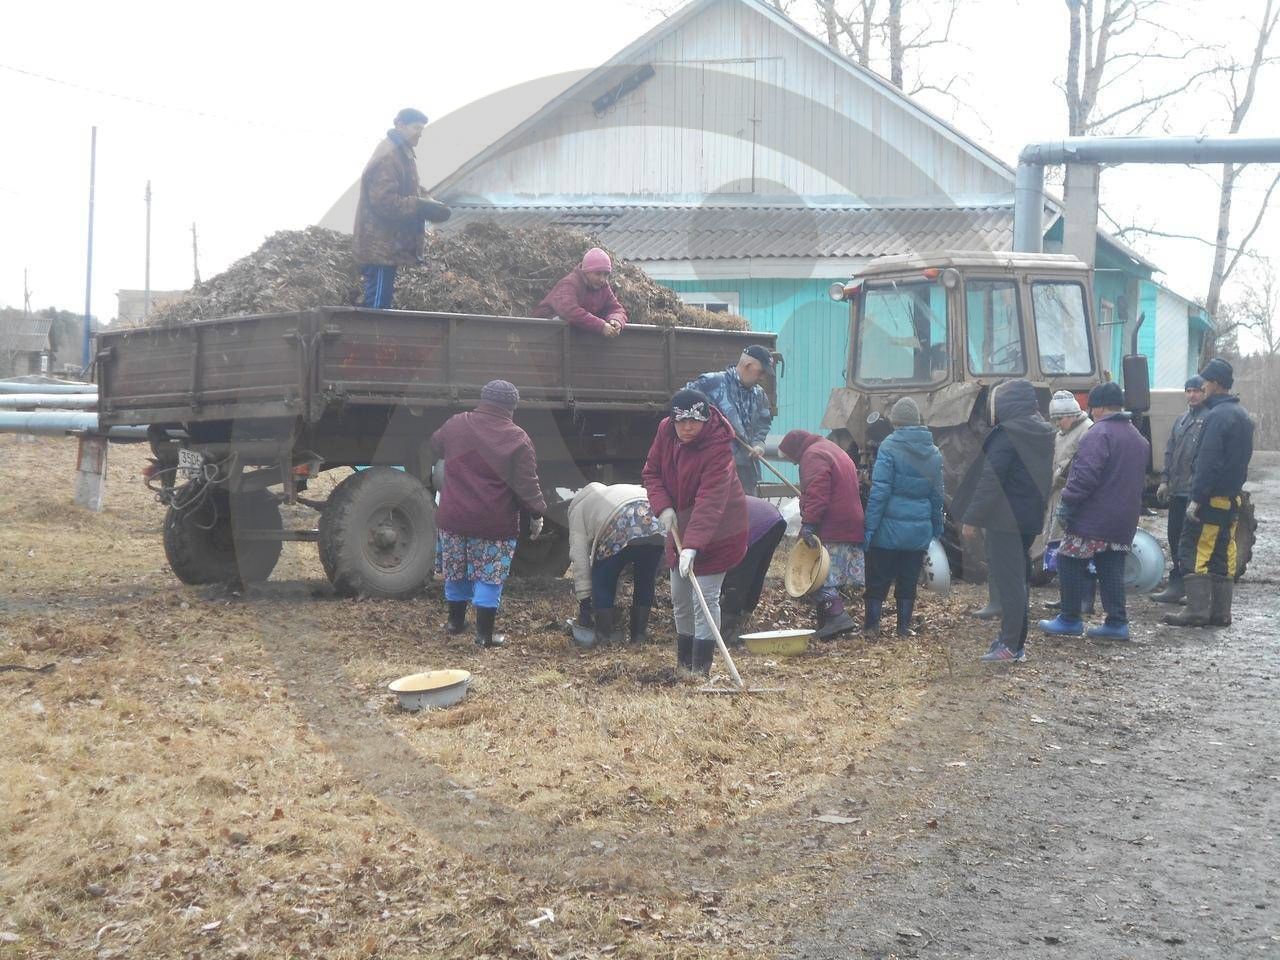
xmin=163 ymin=488 xmax=282 ymax=585
xmin=318 ymin=468 xmax=435 ymax=599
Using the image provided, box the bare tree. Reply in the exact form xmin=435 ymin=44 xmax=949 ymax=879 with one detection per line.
xmin=1203 ymin=0 xmax=1280 ymax=354
xmin=813 ymin=0 xmax=962 ymax=99
xmin=1062 ymin=0 xmax=1222 ymax=136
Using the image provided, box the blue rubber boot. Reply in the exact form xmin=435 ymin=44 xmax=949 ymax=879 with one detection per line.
xmin=1086 ymin=621 xmax=1130 ymax=641
xmin=1038 ymin=615 xmax=1084 ymax=637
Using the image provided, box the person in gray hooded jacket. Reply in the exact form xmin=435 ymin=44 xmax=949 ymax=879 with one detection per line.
xmin=1151 ymin=375 xmax=1206 ymax=603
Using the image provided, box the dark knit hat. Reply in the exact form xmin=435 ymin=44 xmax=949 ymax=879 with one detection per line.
xmin=670 ymin=388 xmax=712 ymax=422
xmin=480 ymin=379 xmax=519 ymax=410
xmin=889 ymin=396 xmax=922 ymax=426
xmin=1199 ymin=357 xmax=1234 ymax=389
xmin=395 ymin=107 xmax=429 ymax=125
xmin=1184 ymin=375 xmax=1205 ymax=390
xmin=1088 ymin=381 xmax=1125 ymax=410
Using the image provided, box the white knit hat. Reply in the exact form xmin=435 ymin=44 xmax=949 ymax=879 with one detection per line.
xmin=1049 ymin=389 xmax=1082 ymax=418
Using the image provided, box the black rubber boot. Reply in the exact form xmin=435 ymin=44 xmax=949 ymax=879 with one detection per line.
xmin=445 ymin=601 xmax=468 ymax=635
xmin=676 ymin=634 xmax=694 ymax=676
xmin=1150 ymin=574 xmax=1185 ymax=604
xmin=1164 ymin=575 xmax=1210 ymax=627
xmin=474 ymin=607 xmax=503 ymax=647
xmin=896 ymin=597 xmax=915 ymax=636
xmin=1209 ymin=575 xmax=1233 ymax=627
xmin=691 ymin=637 xmax=715 ymax=677
xmin=629 ymin=605 xmax=652 ymax=645
xmin=593 ymin=607 xmax=619 ymax=644
xmin=863 ymin=597 xmax=883 ymax=637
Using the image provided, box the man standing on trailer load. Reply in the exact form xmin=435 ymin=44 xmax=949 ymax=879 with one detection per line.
xmin=1165 ymin=358 xmax=1254 ymax=629
xmin=1151 ymin=376 xmax=1207 ymax=604
xmin=353 ymin=107 xmax=452 ymax=309
xmin=686 ymin=346 xmax=775 ymax=496
xmin=532 ymin=248 xmax=629 ymax=336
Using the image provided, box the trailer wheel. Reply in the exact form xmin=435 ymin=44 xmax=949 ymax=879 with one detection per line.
xmin=163 ymin=489 xmax=283 ymax=585
xmin=319 ymin=468 xmax=435 ymax=598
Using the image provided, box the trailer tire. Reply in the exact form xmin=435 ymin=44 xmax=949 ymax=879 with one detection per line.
xmin=163 ymin=489 xmax=283 ymax=586
xmin=319 ymin=468 xmax=435 ymax=599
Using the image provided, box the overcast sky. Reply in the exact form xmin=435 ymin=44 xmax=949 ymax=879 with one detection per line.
xmin=2 ymin=0 xmax=1276 ymax=331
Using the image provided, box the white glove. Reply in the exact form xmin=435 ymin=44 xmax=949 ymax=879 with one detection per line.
xmin=1185 ymin=501 xmax=1200 ymax=523
xmin=679 ymin=548 xmax=697 ymax=578
xmin=658 ymin=508 xmax=677 ymax=533
xmin=751 ymin=444 xmax=766 ymax=459
xmin=529 ymin=515 xmax=544 ymax=540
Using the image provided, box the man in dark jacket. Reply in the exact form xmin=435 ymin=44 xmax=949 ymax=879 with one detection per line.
xmin=952 ymin=378 xmax=1054 ymax=662
xmin=532 ymin=248 xmax=629 ymax=336
xmin=352 ymin=108 xmax=451 ymax=309
xmin=1166 ymin=358 xmax=1254 ymax=628
xmin=1151 ymin=376 xmax=1207 ymax=603
xmin=686 ymin=346 xmax=775 ymax=495
xmin=1039 ymin=382 xmax=1149 ymax=641
xmin=431 ymin=380 xmax=547 ymax=647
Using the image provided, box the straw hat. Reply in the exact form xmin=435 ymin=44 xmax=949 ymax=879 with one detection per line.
xmin=785 ymin=536 xmax=830 ymax=598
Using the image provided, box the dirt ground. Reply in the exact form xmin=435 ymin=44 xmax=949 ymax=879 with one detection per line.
xmin=1 ymin=436 xmax=1275 ymax=959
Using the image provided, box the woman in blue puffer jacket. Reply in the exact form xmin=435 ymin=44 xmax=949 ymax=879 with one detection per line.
xmin=862 ymin=397 xmax=944 ymax=636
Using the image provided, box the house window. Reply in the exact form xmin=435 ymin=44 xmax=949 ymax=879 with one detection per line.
xmin=1098 ymin=299 xmax=1121 ymax=326
xmin=676 ymin=291 xmax=739 ymax=315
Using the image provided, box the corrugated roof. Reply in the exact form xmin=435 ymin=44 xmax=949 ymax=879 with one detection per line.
xmin=439 ymin=204 xmax=1019 ymax=262
xmin=1 ymin=316 xmax=52 ymax=353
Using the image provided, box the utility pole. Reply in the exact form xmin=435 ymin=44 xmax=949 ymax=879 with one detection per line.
xmin=83 ymin=125 xmax=97 ymax=372
xmin=144 ymin=180 xmax=152 ymax=321
xmin=191 ymin=222 xmax=201 ymax=286
xmin=23 ymin=268 xmax=32 ymax=317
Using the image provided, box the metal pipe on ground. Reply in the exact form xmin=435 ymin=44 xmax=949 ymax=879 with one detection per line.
xmin=0 ymin=380 xmax=98 ymax=394
xmin=1013 ymin=135 xmax=1280 ymax=253
xmin=0 ymin=394 xmax=98 ymax=410
xmin=0 ymin=411 xmax=147 ymax=440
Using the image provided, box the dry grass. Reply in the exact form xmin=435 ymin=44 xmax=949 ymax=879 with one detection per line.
xmin=0 ymin=435 xmax=987 ymax=958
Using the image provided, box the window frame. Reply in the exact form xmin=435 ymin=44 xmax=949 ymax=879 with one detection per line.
xmin=850 ymin=277 xmax=951 ymax=388
xmin=1030 ymin=279 xmax=1096 ymax=377
xmin=674 ymin=290 xmax=740 ymax=315
xmin=963 ymin=276 xmax=1027 ymax=377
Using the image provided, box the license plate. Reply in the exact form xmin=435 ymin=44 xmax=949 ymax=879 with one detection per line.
xmin=177 ymin=448 xmax=204 ymax=480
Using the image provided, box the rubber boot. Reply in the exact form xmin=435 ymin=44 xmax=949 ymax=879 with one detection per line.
xmin=474 ymin=607 xmax=503 ymax=647
xmin=1209 ymin=576 xmax=1233 ymax=627
xmin=593 ymin=607 xmax=619 ymax=644
xmin=1163 ymin=575 xmax=1210 ymax=627
xmin=718 ymin=613 xmax=742 ymax=646
xmin=1150 ymin=574 xmax=1185 ymax=605
xmin=816 ymin=595 xmax=856 ymax=639
xmin=971 ymin=601 xmax=1001 ymax=621
xmin=896 ymin=597 xmax=915 ymax=636
xmin=676 ymin=635 xmax=694 ymax=676
xmin=863 ymin=597 xmax=883 ymax=637
xmin=629 ymin=605 xmax=652 ymax=645
xmin=691 ymin=637 xmax=715 ymax=678
xmin=445 ymin=600 xmax=468 ymax=636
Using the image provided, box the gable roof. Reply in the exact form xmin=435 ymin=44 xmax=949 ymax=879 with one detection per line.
xmin=2 ymin=316 xmax=52 ymax=353
xmin=427 ymin=0 xmax=1018 ymax=198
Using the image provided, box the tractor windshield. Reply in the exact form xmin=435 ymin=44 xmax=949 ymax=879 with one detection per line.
xmin=855 ymin=279 xmax=949 ymax=385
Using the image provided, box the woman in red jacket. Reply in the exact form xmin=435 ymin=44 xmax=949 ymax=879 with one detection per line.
xmin=431 ymin=380 xmax=547 ymax=648
xmin=779 ymin=429 xmax=866 ymax=639
xmin=642 ymin=389 xmax=748 ymax=677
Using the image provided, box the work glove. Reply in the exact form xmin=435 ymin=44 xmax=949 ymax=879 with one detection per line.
xmin=658 ymin=508 xmax=677 ymax=533
xmin=577 ymin=598 xmax=594 ymax=628
xmin=800 ymin=524 xmax=819 ymax=549
xmin=1156 ymin=482 xmax=1170 ymax=505
xmin=678 ymin=548 xmax=697 ymax=578
xmin=529 ymin=515 xmax=544 ymax=540
xmin=750 ymin=444 xmax=766 ymax=459
xmin=1185 ymin=501 xmax=1201 ymax=523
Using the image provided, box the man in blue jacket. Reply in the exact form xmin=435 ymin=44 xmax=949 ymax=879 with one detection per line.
xmin=686 ymin=346 xmax=775 ymax=495
xmin=1165 ymin=358 xmax=1253 ymax=628
xmin=1039 ymin=382 xmax=1149 ymax=641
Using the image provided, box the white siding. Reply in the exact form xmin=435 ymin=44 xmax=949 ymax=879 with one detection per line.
xmin=1155 ymin=287 xmax=1190 ymax=390
xmin=447 ymin=0 xmax=1011 ymax=203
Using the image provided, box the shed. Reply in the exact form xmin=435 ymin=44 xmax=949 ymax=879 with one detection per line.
xmin=0 ymin=315 xmax=53 ymax=378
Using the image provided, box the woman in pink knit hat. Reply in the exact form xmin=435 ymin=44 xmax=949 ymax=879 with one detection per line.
xmin=532 ymin=247 xmax=629 ymax=337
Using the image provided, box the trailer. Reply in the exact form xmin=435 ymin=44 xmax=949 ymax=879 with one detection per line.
xmin=96 ymin=307 xmax=778 ymax=596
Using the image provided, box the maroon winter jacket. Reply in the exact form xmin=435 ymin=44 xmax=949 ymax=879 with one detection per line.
xmin=532 ymin=269 xmax=629 ymax=334
xmin=642 ymin=407 xmax=748 ymax=575
xmin=431 ymin=401 xmax=548 ymax=541
xmin=779 ymin=430 xmax=865 ymax=544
